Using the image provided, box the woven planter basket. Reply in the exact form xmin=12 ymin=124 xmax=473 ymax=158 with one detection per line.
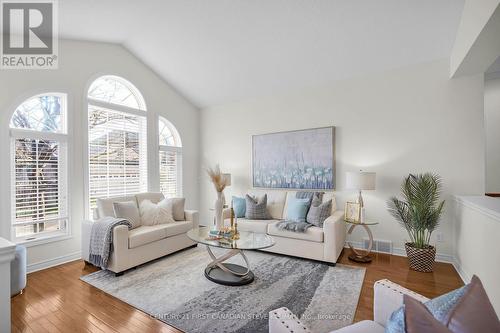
xmin=405 ymin=243 xmax=436 ymax=272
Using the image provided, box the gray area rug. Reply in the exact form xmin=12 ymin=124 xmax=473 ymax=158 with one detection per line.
xmin=81 ymin=246 xmax=365 ymax=333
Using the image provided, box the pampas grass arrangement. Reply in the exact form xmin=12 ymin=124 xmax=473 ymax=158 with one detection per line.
xmin=206 ymin=164 xmax=229 ymax=193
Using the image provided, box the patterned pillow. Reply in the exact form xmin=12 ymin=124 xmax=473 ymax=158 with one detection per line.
xmin=306 ymin=199 xmax=332 ymax=227
xmin=385 ymin=285 xmax=468 ymax=333
xmin=245 ymin=194 xmax=270 ymax=220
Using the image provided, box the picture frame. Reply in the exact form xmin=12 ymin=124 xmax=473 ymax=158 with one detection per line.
xmin=251 ymin=126 xmax=335 ymax=190
xmin=344 ymin=201 xmax=361 ymax=223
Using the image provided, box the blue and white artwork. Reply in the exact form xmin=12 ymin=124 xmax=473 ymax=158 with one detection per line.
xmin=252 ymin=127 xmax=335 ymax=189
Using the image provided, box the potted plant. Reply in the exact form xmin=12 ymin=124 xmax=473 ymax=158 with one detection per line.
xmin=387 ymin=173 xmax=445 ymax=272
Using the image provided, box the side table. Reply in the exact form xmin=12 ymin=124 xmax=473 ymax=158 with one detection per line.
xmin=344 ymin=220 xmax=379 ymax=263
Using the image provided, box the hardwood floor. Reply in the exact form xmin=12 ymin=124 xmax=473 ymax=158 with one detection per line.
xmin=11 ymin=249 xmax=463 ymax=332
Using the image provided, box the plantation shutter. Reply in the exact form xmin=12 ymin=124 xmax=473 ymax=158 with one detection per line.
xmin=88 ymin=105 xmax=148 ymax=211
xmin=11 ymin=136 xmax=68 ymax=239
xmin=159 ymin=147 xmax=182 ymax=198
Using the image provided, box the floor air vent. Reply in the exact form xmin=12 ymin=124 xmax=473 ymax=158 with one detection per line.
xmin=362 ymin=238 xmax=393 ymax=254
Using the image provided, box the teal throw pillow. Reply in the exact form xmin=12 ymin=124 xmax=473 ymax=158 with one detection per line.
xmin=286 ymin=197 xmax=311 ymax=222
xmin=231 ymin=196 xmax=246 ymax=218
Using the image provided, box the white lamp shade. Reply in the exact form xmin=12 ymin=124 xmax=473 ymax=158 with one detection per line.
xmin=346 ymin=171 xmax=376 ymax=190
xmin=222 ymin=173 xmax=231 ymax=186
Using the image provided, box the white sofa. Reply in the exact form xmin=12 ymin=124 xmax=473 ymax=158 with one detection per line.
xmin=226 ymin=190 xmax=346 ymax=265
xmin=81 ymin=192 xmax=199 ymax=275
xmin=269 ymin=279 xmax=430 ymax=333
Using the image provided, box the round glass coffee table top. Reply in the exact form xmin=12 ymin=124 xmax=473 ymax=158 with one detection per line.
xmin=187 ymin=227 xmax=275 ymax=286
xmin=187 ymin=227 xmax=275 ymax=250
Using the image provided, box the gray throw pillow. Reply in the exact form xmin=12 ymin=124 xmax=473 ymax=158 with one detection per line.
xmin=113 ymin=201 xmax=141 ymax=229
xmin=245 ymin=194 xmax=270 ymax=220
xmin=306 ymin=199 xmax=332 ymax=227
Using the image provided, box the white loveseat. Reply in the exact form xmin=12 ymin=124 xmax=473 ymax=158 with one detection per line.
xmin=226 ymin=190 xmax=346 ymax=265
xmin=269 ymin=279 xmax=430 ymax=333
xmin=81 ymin=192 xmax=199 ymax=275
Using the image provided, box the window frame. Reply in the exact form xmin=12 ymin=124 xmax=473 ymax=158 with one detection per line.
xmin=85 ymin=75 xmax=148 ymax=219
xmin=9 ymin=92 xmax=70 ymax=245
xmin=158 ymin=116 xmax=183 ymax=198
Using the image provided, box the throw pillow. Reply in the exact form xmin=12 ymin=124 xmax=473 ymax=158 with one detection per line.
xmin=168 ymin=198 xmax=185 ymax=221
xmin=232 ymin=196 xmax=246 ymax=218
xmin=445 ymin=275 xmax=500 ymax=332
xmin=113 ymin=201 xmax=141 ymax=229
xmin=286 ymin=196 xmax=311 ymax=222
xmin=306 ymin=199 xmax=332 ymax=227
xmin=404 ymin=295 xmax=451 ymax=333
xmin=245 ymin=194 xmax=270 ymax=219
xmin=139 ymin=198 xmax=175 ymax=226
xmin=386 ymin=275 xmax=500 ymax=333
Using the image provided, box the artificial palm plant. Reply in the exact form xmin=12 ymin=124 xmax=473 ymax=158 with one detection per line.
xmin=387 ymin=173 xmax=445 ymax=272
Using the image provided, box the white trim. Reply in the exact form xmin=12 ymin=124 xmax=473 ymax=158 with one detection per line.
xmin=16 ymin=233 xmax=72 ymax=248
xmin=9 ymin=128 xmax=68 ymax=141
xmin=454 ymin=196 xmax=500 ymax=222
xmin=88 ymin=98 xmax=146 ymax=117
xmin=27 ymin=251 xmax=81 ymax=274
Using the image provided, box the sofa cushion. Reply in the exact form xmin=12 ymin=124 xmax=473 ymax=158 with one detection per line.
xmin=128 ymin=221 xmax=193 ymax=248
xmin=135 ymin=192 xmax=164 ymax=205
xmin=237 ymin=218 xmax=279 ymax=234
xmin=286 ymin=196 xmax=311 ymax=222
xmin=97 ymin=195 xmax=137 ymax=219
xmin=307 ymin=199 xmax=332 ymax=227
xmin=128 ymin=225 xmax=168 ymax=249
xmin=247 ymin=190 xmax=286 ymax=219
xmin=268 ymin=222 xmax=324 ymax=242
xmin=164 ymin=220 xmax=193 ymax=237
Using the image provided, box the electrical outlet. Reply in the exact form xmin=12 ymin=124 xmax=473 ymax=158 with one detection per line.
xmin=436 ymin=232 xmax=444 ymax=242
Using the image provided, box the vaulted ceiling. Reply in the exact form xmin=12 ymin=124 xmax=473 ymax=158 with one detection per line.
xmin=60 ymin=0 xmax=465 ymax=108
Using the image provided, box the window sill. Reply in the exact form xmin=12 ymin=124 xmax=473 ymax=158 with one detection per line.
xmin=15 ymin=232 xmax=72 ymax=248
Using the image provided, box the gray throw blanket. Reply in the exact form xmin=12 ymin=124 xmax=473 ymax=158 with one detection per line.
xmin=276 ymin=219 xmax=312 ymax=232
xmin=89 ymin=216 xmax=132 ymax=268
xmin=276 ymin=191 xmax=325 ymax=233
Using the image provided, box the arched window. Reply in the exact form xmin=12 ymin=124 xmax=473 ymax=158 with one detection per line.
xmin=10 ymin=93 xmax=68 ymax=242
xmin=159 ymin=117 xmax=182 ymax=197
xmin=87 ymin=76 xmax=147 ymax=215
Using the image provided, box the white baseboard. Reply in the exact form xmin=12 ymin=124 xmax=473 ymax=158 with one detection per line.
xmin=27 ymin=251 xmax=82 ymax=274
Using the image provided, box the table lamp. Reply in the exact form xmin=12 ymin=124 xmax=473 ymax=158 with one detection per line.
xmin=346 ymin=171 xmax=376 ymax=222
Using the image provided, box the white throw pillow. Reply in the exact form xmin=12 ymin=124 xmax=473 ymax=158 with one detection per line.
xmin=139 ymin=198 xmax=175 ymax=226
xmin=113 ymin=201 xmax=141 ymax=229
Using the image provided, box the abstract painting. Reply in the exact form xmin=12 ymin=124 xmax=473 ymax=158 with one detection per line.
xmin=252 ymin=127 xmax=335 ymax=189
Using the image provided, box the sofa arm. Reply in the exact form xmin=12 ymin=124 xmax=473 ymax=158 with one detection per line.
xmin=185 ymin=210 xmax=199 ymax=228
xmin=107 ymin=225 xmax=130 ymax=273
xmin=323 ymin=210 xmax=346 ymax=263
xmin=269 ymin=307 xmax=311 ymax=333
xmin=373 ymin=279 xmax=429 ymax=326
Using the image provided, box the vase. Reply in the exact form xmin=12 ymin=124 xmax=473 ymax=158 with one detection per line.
xmin=214 ymin=191 xmax=224 ymax=231
xmin=405 ymin=243 xmax=436 ymax=272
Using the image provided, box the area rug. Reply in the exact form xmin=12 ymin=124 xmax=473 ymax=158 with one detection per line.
xmin=81 ymin=246 xmax=365 ymax=333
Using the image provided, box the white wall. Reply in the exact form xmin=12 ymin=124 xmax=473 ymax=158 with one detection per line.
xmin=200 ymin=59 xmax=484 ymax=258
xmin=454 ymin=196 xmax=500 ymax=313
xmin=450 ymin=0 xmax=500 ymax=77
xmin=485 ymin=78 xmax=500 ymax=192
xmin=0 ymin=40 xmax=199 ymax=271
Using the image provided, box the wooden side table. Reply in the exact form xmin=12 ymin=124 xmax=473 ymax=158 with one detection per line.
xmin=344 ymin=220 xmax=379 ymax=263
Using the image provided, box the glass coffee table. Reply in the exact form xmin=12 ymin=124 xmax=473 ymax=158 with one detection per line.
xmin=187 ymin=227 xmax=275 ymax=286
